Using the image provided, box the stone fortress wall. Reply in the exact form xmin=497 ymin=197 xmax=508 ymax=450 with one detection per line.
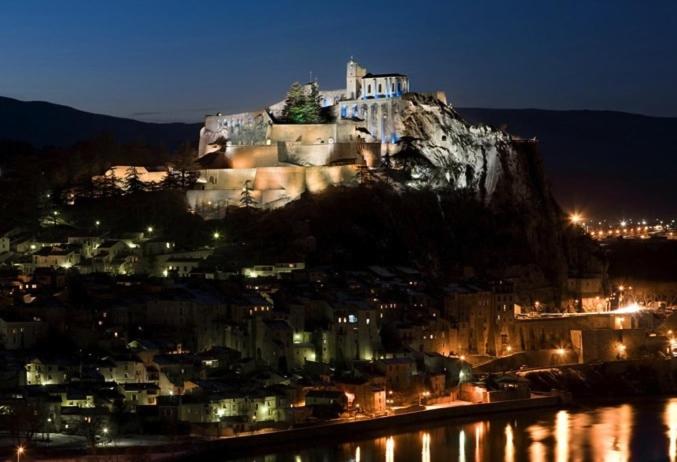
xmin=187 ymin=165 xmax=358 ymax=214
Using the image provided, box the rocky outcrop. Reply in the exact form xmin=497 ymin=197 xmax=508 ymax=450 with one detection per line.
xmin=396 ymin=93 xmax=546 ymax=207
xmin=396 ymin=93 xmax=571 ymax=297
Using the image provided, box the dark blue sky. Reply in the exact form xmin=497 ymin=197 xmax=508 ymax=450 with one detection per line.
xmin=2 ymin=0 xmax=676 ymax=122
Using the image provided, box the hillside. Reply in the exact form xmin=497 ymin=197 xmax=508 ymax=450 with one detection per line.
xmin=0 ymin=96 xmax=200 ymax=148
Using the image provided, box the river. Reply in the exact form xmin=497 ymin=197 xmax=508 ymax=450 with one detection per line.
xmin=224 ymin=397 xmax=677 ymax=462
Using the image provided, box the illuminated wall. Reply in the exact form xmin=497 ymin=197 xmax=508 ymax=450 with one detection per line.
xmin=187 ymin=165 xmax=358 ymax=212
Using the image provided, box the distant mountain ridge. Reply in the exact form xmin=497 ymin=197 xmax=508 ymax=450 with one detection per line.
xmin=0 ymin=96 xmax=674 ymax=216
xmin=0 ymin=96 xmax=200 ymax=148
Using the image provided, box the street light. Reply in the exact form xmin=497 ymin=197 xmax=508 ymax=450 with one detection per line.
xmin=213 ymin=231 xmax=221 ymax=240
xmin=569 ymin=212 xmax=583 ymax=225
xmin=16 ymin=446 xmax=24 ymax=462
xmin=147 ymin=226 xmax=154 ymax=234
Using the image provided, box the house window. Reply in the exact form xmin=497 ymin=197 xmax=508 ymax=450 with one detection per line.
xmin=378 ymin=84 xmax=382 ymax=93
xmin=367 ymin=84 xmax=371 ymax=94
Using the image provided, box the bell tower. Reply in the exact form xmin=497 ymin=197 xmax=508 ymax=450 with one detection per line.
xmin=346 ymin=58 xmax=366 ymax=100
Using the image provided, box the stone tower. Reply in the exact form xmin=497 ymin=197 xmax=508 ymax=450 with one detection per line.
xmin=346 ymin=58 xmax=367 ymax=100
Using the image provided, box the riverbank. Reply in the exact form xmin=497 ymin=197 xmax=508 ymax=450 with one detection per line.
xmin=522 ymin=357 xmax=677 ymax=397
xmin=22 ymin=394 xmax=563 ymax=461
xmin=177 ymin=394 xmax=563 ymax=461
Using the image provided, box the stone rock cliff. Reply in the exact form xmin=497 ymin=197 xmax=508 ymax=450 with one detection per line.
xmin=395 ymin=93 xmax=576 ymax=299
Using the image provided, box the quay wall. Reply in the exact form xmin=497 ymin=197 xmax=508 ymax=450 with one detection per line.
xmin=187 ymin=395 xmax=561 ymax=459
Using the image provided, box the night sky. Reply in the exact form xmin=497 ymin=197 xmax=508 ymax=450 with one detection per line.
xmin=2 ymin=0 xmax=676 ymax=123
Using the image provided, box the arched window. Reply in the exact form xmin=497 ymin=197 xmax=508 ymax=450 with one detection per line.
xmin=397 ymin=82 xmax=402 ymax=93
xmin=378 ymin=84 xmax=382 ymax=93
xmin=367 ymin=84 xmax=371 ymax=94
xmin=391 ymin=83 xmax=395 ymax=92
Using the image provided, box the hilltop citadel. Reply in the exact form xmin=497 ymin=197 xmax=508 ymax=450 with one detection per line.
xmin=189 ymin=59 xmax=446 ymax=212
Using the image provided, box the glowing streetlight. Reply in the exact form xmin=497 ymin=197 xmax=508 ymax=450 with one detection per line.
xmin=95 ymin=220 xmax=101 ymax=227
xmin=147 ymin=226 xmax=154 ymax=234
xmin=16 ymin=446 xmax=24 ymax=462
xmin=556 ymin=348 xmax=565 ymax=356
xmin=213 ymin=231 xmax=221 ymax=240
xmin=103 ymin=427 xmax=109 ymax=434
xmin=569 ymin=212 xmax=583 ymax=225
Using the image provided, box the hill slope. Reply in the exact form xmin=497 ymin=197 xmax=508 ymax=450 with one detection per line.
xmin=0 ymin=96 xmax=200 ymax=148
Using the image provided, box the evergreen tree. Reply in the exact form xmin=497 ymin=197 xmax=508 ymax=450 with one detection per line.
xmin=304 ymin=81 xmax=322 ymax=123
xmin=381 ymin=152 xmax=393 ymax=170
xmin=240 ymin=180 xmax=256 ymax=209
xmin=282 ymin=82 xmax=305 ymax=123
xmin=124 ymin=167 xmax=146 ymax=194
xmin=356 ymin=165 xmax=375 ymax=185
xmin=97 ymin=174 xmax=120 ymax=198
xmin=163 ymin=143 xmax=199 ymax=190
xmin=282 ymin=81 xmax=322 ymax=124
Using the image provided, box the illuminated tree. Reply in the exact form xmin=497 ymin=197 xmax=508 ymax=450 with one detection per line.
xmin=282 ymin=82 xmax=322 ymax=124
xmin=240 ymin=180 xmax=256 ymax=208
xmin=381 ymin=152 xmax=393 ymax=170
xmin=356 ymin=165 xmax=376 ymax=185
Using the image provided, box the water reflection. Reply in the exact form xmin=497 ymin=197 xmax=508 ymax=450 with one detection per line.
xmin=527 ymin=423 xmax=547 ymax=462
xmin=666 ymin=400 xmax=677 ymax=462
xmin=226 ymin=398 xmax=677 ymax=462
xmin=421 ymin=432 xmax=430 ymax=462
xmin=555 ymin=410 xmax=569 ymax=462
xmin=385 ymin=436 xmax=394 ymax=462
xmin=504 ymin=424 xmax=514 ymax=462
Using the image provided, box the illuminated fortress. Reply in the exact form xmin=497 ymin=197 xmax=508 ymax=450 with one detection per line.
xmin=189 ymin=59 xmax=446 ymax=213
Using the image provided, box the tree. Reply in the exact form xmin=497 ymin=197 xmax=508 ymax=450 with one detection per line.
xmin=305 ymin=81 xmax=322 ymax=123
xmin=282 ymin=82 xmax=305 ymax=123
xmin=240 ymin=180 xmax=256 ymax=209
xmin=281 ymin=81 xmax=322 ymax=124
xmin=124 ymin=167 xmax=146 ymax=194
xmin=163 ymin=143 xmax=199 ymax=190
xmin=381 ymin=152 xmax=393 ymax=170
xmin=93 ymin=174 xmax=119 ymax=199
xmin=356 ymin=165 xmax=376 ymax=185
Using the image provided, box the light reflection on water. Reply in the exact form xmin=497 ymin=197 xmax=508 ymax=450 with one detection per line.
xmin=227 ymin=397 xmax=677 ymax=462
